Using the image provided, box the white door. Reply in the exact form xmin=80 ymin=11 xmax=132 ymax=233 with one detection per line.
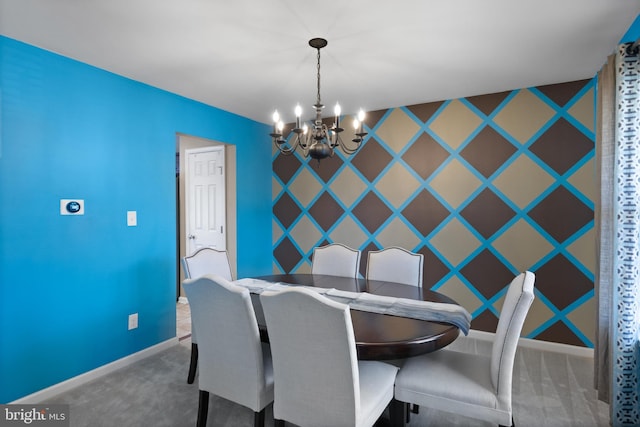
xmin=185 ymin=146 xmax=226 ymax=254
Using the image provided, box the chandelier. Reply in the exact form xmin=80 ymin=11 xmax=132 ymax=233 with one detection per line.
xmin=270 ymin=38 xmax=367 ymax=162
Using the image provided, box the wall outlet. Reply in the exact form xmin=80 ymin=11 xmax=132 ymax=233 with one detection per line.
xmin=128 ymin=313 xmax=138 ymax=330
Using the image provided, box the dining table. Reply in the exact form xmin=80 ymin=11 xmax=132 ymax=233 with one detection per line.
xmin=250 ymin=273 xmax=464 ymax=361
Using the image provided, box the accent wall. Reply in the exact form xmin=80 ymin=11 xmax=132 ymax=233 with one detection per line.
xmin=272 ymin=79 xmax=595 ymax=348
xmin=0 ymin=36 xmax=272 ymax=403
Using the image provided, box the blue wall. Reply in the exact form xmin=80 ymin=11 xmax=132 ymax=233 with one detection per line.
xmin=0 ymin=36 xmax=272 ymax=403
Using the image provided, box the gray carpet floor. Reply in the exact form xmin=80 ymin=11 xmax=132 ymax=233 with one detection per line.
xmin=42 ymin=337 xmax=610 ymax=426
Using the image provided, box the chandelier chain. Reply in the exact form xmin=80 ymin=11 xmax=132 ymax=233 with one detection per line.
xmin=316 ymin=48 xmax=322 ymax=106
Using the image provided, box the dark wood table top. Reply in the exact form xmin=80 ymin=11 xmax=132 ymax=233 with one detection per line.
xmin=253 ymin=274 xmax=461 ymax=360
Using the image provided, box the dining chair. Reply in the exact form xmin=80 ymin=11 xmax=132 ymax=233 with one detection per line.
xmin=366 ymin=246 xmax=424 ymax=287
xmin=260 ymin=287 xmax=401 ymax=427
xmin=181 ymin=247 xmax=233 ymax=384
xmin=182 ymin=274 xmax=274 ymax=427
xmin=392 ymin=271 xmax=536 ymax=427
xmin=311 ymin=243 xmax=361 ymax=278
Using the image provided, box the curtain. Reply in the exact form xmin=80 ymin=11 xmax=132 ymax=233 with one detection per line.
xmin=596 ymin=42 xmax=640 ymax=425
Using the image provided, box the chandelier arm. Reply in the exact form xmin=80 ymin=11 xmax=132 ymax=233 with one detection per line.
xmin=335 ymin=133 xmax=365 ymax=154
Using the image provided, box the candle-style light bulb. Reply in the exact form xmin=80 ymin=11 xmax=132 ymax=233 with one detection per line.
xmin=272 ymin=110 xmax=280 ymax=134
xmin=295 ymin=104 xmax=302 ymax=129
xmin=277 ymin=121 xmax=284 ymax=132
xmin=353 ymin=119 xmax=360 ymax=130
xmin=357 ymin=109 xmax=365 ymax=133
xmin=334 ymin=103 xmax=341 ymax=128
xmin=303 ymin=123 xmax=308 ymax=135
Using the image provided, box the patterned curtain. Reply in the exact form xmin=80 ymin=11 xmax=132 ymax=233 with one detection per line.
xmin=596 ymin=42 xmax=640 ymax=425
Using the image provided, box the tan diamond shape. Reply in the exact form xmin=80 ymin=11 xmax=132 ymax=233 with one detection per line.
xmin=290 ymin=215 xmax=323 ymax=255
xmin=493 ymin=89 xmax=555 ymax=144
xmin=566 ymin=296 xmax=595 ymax=345
xmin=437 ymin=276 xmax=483 ymax=314
xmin=492 ymin=219 xmax=554 ymax=272
xmin=430 ymin=159 xmax=482 ymax=209
xmin=272 ymin=176 xmax=282 ymax=201
xmin=375 ymin=108 xmax=421 ymax=153
xmin=273 ymin=219 xmax=284 ymax=245
xmin=329 ymin=216 xmax=368 ymax=250
xmin=375 ymin=217 xmax=421 ymax=250
xmin=568 ymin=86 xmax=595 ymax=133
xmin=429 ymin=99 xmax=483 ymax=150
xmin=376 ymin=163 xmax=421 ymax=209
xmin=288 ymin=167 xmax=323 ymax=208
xmin=430 ymin=218 xmax=481 ymax=267
xmin=332 ymin=167 xmax=368 ymax=209
xmin=493 ymin=154 xmax=555 ymax=209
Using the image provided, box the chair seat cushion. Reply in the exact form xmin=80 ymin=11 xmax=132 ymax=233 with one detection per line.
xmin=357 ymin=361 xmax=398 ymax=427
xmin=394 ymin=349 xmax=509 ymax=423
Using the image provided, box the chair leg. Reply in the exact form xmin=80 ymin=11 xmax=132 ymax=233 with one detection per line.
xmin=187 ymin=343 xmax=198 ymax=384
xmin=196 ymin=390 xmax=209 ymax=427
xmin=411 ymin=404 xmax=419 ymax=414
xmin=274 ymin=419 xmax=285 ymax=427
xmin=254 ymin=407 xmax=266 ymax=427
xmin=389 ymin=398 xmax=406 ymax=427
xmin=405 ymin=403 xmax=411 ymax=423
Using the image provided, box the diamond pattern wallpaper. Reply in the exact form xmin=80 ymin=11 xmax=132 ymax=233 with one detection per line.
xmin=272 ymin=79 xmax=595 ymax=348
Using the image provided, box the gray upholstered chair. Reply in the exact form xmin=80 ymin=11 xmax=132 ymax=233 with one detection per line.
xmin=181 ymin=247 xmax=233 ymax=384
xmin=392 ymin=271 xmax=536 ymax=427
xmin=182 ymin=275 xmax=274 ymax=427
xmin=366 ymin=246 xmax=424 ymax=287
xmin=260 ymin=287 xmax=400 ymax=427
xmin=311 ymin=243 xmax=361 ymax=278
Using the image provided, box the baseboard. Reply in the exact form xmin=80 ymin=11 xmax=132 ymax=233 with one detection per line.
xmin=178 ymin=296 xmax=188 ymax=304
xmin=467 ymin=329 xmax=594 ymax=358
xmin=11 ymin=338 xmax=179 ymax=404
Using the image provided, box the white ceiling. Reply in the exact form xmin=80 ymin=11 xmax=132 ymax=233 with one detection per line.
xmin=1 ymin=0 xmax=639 ymax=124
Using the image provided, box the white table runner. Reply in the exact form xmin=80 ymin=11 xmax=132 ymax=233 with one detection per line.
xmin=235 ymin=278 xmax=471 ymax=335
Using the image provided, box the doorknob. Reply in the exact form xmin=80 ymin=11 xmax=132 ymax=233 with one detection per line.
xmin=188 ymin=234 xmax=196 ymax=240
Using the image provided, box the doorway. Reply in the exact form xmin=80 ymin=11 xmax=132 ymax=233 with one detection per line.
xmin=176 ymin=134 xmax=237 ymax=304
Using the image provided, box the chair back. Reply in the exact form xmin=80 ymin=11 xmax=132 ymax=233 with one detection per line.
xmin=490 ymin=271 xmax=535 ymax=408
xmin=182 ymin=275 xmax=272 ymax=412
xmin=182 ymin=247 xmax=232 ymax=280
xmin=260 ymin=287 xmax=361 ymax=426
xmin=366 ymin=247 xmax=423 ymax=287
xmin=312 ymin=243 xmax=361 ymax=278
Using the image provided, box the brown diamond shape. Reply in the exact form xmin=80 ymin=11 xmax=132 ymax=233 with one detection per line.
xmin=466 ymin=91 xmax=511 ymax=116
xmin=407 ymin=101 xmax=445 ymax=123
xmin=365 ymin=108 xmax=388 ymax=129
xmin=459 ymin=126 xmax=517 ymax=178
xmin=352 ymin=192 xmax=393 ymax=234
xmin=402 ymin=190 xmax=450 ymax=237
xmin=273 ymin=152 xmax=302 ymax=184
xmin=308 ymin=192 xmax=344 ymax=231
xmin=351 ymin=138 xmax=393 ymax=182
xmin=460 ymin=250 xmax=515 ymax=299
xmin=310 ymin=154 xmax=343 ymax=182
xmin=419 ymin=247 xmax=449 ymax=289
xmin=402 ymin=132 xmax=450 ymax=180
xmin=529 ymin=118 xmax=594 ymax=175
xmin=537 ymin=80 xmax=590 ymax=107
xmin=273 ymin=192 xmax=302 ymax=229
xmin=528 ymin=186 xmax=593 ymax=243
xmin=274 ymin=237 xmax=303 ymax=273
xmin=533 ymin=254 xmax=592 ymax=311
xmin=532 ymin=319 xmax=586 ymax=346
xmin=460 ymin=189 xmax=516 ymax=239
xmin=471 ymin=309 xmax=499 ymax=333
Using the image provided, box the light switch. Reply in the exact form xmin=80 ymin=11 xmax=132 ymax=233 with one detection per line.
xmin=127 ymin=211 xmax=137 ymax=226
